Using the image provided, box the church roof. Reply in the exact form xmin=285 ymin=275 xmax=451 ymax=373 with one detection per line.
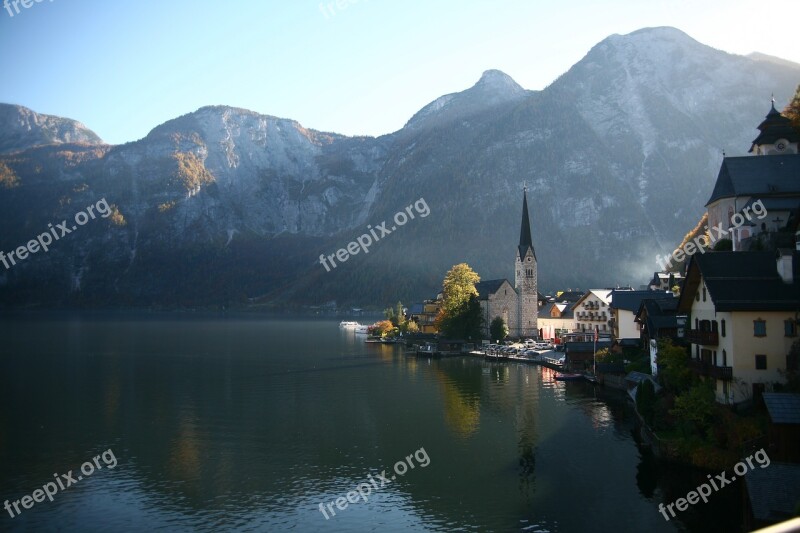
xmin=475 ymin=279 xmax=513 ymax=300
xmin=518 ymin=188 xmax=536 ymax=260
xmin=750 ymin=102 xmax=800 ymax=152
xmin=705 ymin=154 xmax=800 ymax=206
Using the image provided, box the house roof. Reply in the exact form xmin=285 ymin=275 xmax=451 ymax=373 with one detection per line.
xmin=611 ymin=290 xmax=673 ymax=312
xmin=745 ymin=462 xmax=800 ymax=522
xmin=635 ymin=297 xmax=681 ymax=334
xmin=763 ymin=393 xmax=800 ymax=424
xmin=475 ymin=279 xmax=513 ymax=301
xmin=408 ymin=303 xmax=424 ymax=315
xmin=555 ymin=291 xmax=585 ymax=302
xmin=706 ymin=154 xmax=800 ymax=206
xmin=677 ymin=251 xmax=800 ymax=312
xmin=538 ymin=302 xmax=574 ymax=319
xmin=572 ymin=289 xmax=613 ymax=310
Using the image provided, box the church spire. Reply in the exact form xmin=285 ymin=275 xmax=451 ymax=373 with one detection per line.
xmin=518 ymin=187 xmax=536 ymax=260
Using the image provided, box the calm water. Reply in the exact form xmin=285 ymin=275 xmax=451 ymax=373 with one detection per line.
xmin=0 ymin=315 xmax=743 ymax=532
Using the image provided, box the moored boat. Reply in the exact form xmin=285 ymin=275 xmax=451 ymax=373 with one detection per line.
xmin=339 ymin=321 xmax=361 ymax=329
xmin=554 ymin=372 xmax=583 ymax=381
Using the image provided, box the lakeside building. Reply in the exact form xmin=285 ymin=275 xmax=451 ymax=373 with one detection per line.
xmin=677 ymin=251 xmax=799 ymax=405
xmin=571 ymin=290 xmax=613 ymax=335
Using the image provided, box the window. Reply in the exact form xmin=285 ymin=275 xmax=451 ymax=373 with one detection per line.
xmin=695 ymin=318 xmax=699 ymax=329
xmin=754 ymin=320 xmax=766 ymax=337
xmin=702 ymin=287 xmax=707 ymax=302
xmin=721 ymin=319 xmax=726 ymax=337
xmin=695 ymin=291 xmax=700 ymax=302
xmin=785 ymin=320 xmax=797 ymax=337
xmin=722 ymin=349 xmax=727 ymax=366
xmin=695 ymin=344 xmax=700 ymax=358
xmin=755 ymin=354 xmax=767 ymax=370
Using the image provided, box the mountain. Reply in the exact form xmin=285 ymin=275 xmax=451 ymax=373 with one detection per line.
xmin=1 ymin=27 xmax=799 ymax=310
xmin=0 ymin=104 xmax=103 ymax=154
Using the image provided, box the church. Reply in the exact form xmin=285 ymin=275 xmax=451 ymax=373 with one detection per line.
xmin=475 ymin=188 xmax=541 ymax=339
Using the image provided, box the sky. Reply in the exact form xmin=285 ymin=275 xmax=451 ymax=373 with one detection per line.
xmin=1 ymin=0 xmax=798 ymax=145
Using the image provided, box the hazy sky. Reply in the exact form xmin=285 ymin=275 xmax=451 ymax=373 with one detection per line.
xmin=1 ymin=0 xmax=798 ymax=145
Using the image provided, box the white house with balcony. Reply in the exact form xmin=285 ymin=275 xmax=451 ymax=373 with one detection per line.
xmin=677 ymin=250 xmax=799 ymax=405
xmin=572 ymin=290 xmax=613 ymax=335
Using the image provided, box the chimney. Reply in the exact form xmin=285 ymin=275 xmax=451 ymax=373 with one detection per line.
xmin=776 ymin=249 xmax=795 ymax=284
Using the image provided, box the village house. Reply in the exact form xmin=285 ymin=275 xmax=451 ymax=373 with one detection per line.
xmin=677 ymin=250 xmax=799 ymax=405
xmin=572 ymin=290 xmax=613 ymax=335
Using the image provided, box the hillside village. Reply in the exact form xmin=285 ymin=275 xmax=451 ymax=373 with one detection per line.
xmin=397 ymin=99 xmax=800 ymax=524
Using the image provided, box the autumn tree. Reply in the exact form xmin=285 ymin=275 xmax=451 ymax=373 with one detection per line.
xmin=783 ymin=84 xmax=800 ymax=131
xmin=436 ymin=263 xmax=480 ymax=331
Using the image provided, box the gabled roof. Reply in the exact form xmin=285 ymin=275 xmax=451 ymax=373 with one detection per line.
xmin=475 ymin=279 xmax=513 ymax=301
xmin=705 ymin=154 xmax=800 ymax=206
xmin=677 ymin=251 xmax=800 ymax=312
xmin=572 ymin=289 xmax=613 ymax=310
xmin=745 ymin=462 xmax=800 ymax=522
xmin=538 ymin=302 xmax=574 ymax=319
xmin=611 ymin=289 xmax=673 ymax=312
xmin=635 ymin=297 xmax=681 ymax=334
xmin=763 ymin=393 xmax=800 ymax=424
xmin=555 ymin=291 xmax=585 ymax=302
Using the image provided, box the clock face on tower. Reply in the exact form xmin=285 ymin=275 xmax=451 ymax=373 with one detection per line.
xmin=775 ymin=139 xmax=788 ymax=152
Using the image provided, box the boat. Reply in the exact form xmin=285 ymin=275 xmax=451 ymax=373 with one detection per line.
xmin=339 ymin=321 xmax=361 ymax=329
xmin=354 ymin=325 xmax=370 ymax=334
xmin=554 ymin=372 xmax=583 ymax=381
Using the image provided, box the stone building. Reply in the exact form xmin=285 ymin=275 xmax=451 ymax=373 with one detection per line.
xmin=477 ymin=188 xmax=539 ymax=339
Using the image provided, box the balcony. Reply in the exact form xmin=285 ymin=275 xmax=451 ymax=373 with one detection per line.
xmin=688 ymin=359 xmax=733 ymax=381
xmin=686 ymin=329 xmax=719 ymax=346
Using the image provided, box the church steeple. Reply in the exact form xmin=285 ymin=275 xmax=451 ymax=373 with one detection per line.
xmin=749 ymin=99 xmax=800 ymax=155
xmin=518 ymin=187 xmax=536 ymax=260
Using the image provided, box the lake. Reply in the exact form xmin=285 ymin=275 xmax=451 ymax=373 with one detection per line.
xmin=0 ymin=315 xmax=743 ymax=531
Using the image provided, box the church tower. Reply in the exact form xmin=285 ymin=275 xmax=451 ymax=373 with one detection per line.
xmin=514 ymin=187 xmax=538 ymax=337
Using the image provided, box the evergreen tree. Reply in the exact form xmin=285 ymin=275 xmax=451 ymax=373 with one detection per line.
xmin=490 ymin=316 xmax=509 ymax=343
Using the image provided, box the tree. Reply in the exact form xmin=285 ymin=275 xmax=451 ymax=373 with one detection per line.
xmin=395 ymin=301 xmax=405 ymax=327
xmin=439 ymin=263 xmax=480 ymax=321
xmin=783 ymin=84 xmax=800 ymax=131
xmin=671 ymin=380 xmax=716 ymax=435
xmin=383 ymin=306 xmax=396 ymax=324
xmin=371 ymin=320 xmax=395 ymax=337
xmin=490 ymin=316 xmax=508 ymax=343
xmin=439 ymin=295 xmax=484 ymax=340
xmin=636 ymin=379 xmax=657 ymax=426
xmin=657 ymin=339 xmax=693 ymax=394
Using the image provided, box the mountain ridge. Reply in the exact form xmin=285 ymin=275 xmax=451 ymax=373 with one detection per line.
xmin=1 ymin=27 xmax=798 ymax=309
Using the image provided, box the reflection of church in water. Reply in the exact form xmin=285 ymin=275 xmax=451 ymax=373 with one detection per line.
xmin=476 ymin=188 xmax=542 ymax=338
